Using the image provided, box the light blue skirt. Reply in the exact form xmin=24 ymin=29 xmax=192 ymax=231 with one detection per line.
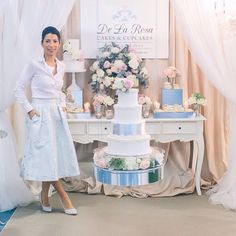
xmin=21 ymin=98 xmax=80 ymax=181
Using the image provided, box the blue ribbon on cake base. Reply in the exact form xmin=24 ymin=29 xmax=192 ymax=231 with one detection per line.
xmin=94 ymin=165 xmax=164 ymax=186
xmin=113 ymin=123 xmax=144 ymax=136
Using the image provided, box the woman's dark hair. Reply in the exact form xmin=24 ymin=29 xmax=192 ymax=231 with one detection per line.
xmin=41 ymin=26 xmax=61 ymax=43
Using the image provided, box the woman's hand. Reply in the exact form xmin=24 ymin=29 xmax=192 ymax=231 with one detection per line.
xmin=62 ymin=107 xmax=67 ymax=112
xmin=28 ymin=109 xmax=39 ymax=119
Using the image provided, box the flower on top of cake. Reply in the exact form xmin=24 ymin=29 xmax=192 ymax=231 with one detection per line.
xmin=89 ymin=42 xmax=149 ymax=96
xmin=163 ymin=66 xmax=181 ymax=89
xmin=63 ymin=40 xmax=84 ymax=62
xmin=93 ymin=147 xmax=165 ymax=171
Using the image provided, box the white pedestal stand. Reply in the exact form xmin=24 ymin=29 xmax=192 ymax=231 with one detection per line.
xmin=66 ymin=69 xmax=86 ymax=107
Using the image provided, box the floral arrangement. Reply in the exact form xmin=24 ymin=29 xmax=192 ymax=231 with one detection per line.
xmin=63 ymin=40 xmax=84 ymax=61
xmin=92 ymin=94 xmax=115 ymax=107
xmin=94 ymin=147 xmax=165 ymax=171
xmin=188 ymin=92 xmax=206 ymax=106
xmin=89 ymin=42 xmax=149 ymax=96
xmin=95 ymin=156 xmax=157 ymax=171
xmin=138 ymin=95 xmax=152 ymax=106
xmin=163 ymin=66 xmax=180 ymax=89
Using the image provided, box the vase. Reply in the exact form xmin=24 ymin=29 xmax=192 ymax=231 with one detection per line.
xmin=193 ymin=104 xmax=201 ymax=117
xmin=94 ymin=104 xmax=103 ymax=119
xmin=105 ymin=106 xmax=114 ymax=119
xmin=142 ymin=104 xmax=150 ymax=118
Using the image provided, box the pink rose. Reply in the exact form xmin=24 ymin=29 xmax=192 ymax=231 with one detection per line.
xmin=139 ymin=159 xmax=150 ymax=169
xmin=103 ymin=61 xmax=111 ymax=69
xmin=111 ymin=66 xmax=118 ymax=73
xmin=123 ymin=78 xmax=134 ymax=89
xmin=95 ymin=158 xmax=107 ymax=168
xmin=128 ymin=47 xmax=136 ymax=53
xmin=164 ymin=67 xmax=177 ymax=79
xmin=138 ymin=96 xmax=145 ymax=105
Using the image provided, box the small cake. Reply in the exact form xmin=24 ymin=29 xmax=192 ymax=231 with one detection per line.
xmin=63 ymin=39 xmax=85 ymax=72
xmin=161 ymin=88 xmax=183 ymax=106
xmin=153 ymin=87 xmax=194 ymax=118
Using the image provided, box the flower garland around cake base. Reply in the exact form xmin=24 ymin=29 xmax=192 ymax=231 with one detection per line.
xmin=94 ymin=147 xmax=165 ymax=171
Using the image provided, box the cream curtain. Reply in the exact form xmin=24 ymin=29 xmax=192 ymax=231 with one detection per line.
xmin=172 ymin=0 xmax=235 ymax=208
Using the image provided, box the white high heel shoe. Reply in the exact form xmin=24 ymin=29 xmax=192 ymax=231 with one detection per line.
xmin=59 ymin=199 xmax=78 ymax=215
xmin=64 ymin=207 xmax=78 ymax=215
xmin=39 ymin=193 xmax=52 ymax=213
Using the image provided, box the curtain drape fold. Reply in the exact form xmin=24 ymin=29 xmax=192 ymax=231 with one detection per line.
xmin=172 ymin=0 xmax=236 ymax=209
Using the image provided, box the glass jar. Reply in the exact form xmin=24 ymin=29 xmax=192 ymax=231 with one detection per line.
xmin=105 ymin=107 xmax=114 ymax=119
xmin=193 ymin=103 xmax=201 ymax=116
xmin=142 ymin=104 xmax=150 ymax=118
xmin=94 ymin=104 xmax=102 ymax=119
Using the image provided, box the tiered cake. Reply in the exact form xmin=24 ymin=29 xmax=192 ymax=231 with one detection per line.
xmin=94 ymin=89 xmax=165 ymax=186
xmin=63 ymin=39 xmax=85 ymax=73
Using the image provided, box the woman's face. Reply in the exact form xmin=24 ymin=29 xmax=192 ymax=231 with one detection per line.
xmin=41 ymin=33 xmax=60 ymax=57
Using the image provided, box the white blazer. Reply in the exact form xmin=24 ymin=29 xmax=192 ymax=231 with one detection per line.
xmin=15 ymin=56 xmax=66 ymax=113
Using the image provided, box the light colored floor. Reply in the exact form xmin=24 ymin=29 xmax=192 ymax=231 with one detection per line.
xmin=1 ymin=192 xmax=236 ymax=236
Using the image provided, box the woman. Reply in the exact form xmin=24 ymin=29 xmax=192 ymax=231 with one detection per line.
xmin=15 ymin=26 xmax=79 ymax=215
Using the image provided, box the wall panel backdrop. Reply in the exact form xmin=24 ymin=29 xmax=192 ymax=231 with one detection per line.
xmin=10 ymin=0 xmax=229 ymax=196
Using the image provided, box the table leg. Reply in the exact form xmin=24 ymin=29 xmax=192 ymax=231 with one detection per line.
xmin=195 ymin=135 xmax=204 ymax=195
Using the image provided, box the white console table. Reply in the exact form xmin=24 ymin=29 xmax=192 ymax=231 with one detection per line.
xmin=67 ymin=116 xmax=206 ymax=195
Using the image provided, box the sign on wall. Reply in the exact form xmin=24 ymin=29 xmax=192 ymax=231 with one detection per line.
xmin=81 ymin=0 xmax=169 ymax=58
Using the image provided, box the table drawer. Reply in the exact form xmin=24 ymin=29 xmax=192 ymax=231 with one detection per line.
xmin=87 ymin=123 xmax=112 ymax=134
xmin=162 ymin=122 xmax=196 ymax=134
xmin=146 ymin=122 xmax=161 ymax=134
xmin=68 ymin=123 xmax=86 ymax=134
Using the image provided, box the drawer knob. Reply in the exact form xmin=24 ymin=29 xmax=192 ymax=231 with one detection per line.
xmin=104 ymin=127 xmax=107 ymax=130
xmin=178 ymin=127 xmax=182 ymax=130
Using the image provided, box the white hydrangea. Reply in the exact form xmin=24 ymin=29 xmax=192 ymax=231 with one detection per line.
xmin=141 ymin=67 xmax=148 ymax=76
xmin=188 ymin=96 xmax=197 ymax=105
xmin=145 ymin=96 xmax=152 ymax=105
xmin=128 ymin=59 xmax=139 ymax=70
xmin=92 ymin=61 xmax=99 ymax=71
xmin=198 ymin=98 xmax=207 ymax=105
xmin=71 ymin=50 xmax=81 ymax=60
xmin=104 ymin=76 xmax=112 ymax=87
xmin=127 ymin=74 xmax=139 ymax=87
xmin=96 ymin=69 xmax=105 ymax=78
xmin=102 ymin=51 xmax=110 ymax=58
xmin=106 ymin=69 xmax=112 ymax=75
xmin=125 ymin=159 xmax=139 ymax=170
xmin=112 ymin=78 xmax=123 ymax=90
xmin=104 ymin=96 xmax=114 ymax=106
xmin=128 ymin=52 xmax=138 ymax=60
xmin=63 ymin=41 xmax=72 ymax=51
xmin=111 ymin=47 xmax=120 ymax=54
xmin=92 ymin=74 xmax=98 ymax=82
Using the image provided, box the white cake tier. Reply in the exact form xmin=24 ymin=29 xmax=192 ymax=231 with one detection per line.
xmin=117 ymin=88 xmax=139 ymax=107
xmin=105 ymin=134 xmax=151 ymax=156
xmin=113 ymin=104 xmax=142 ymax=123
xmin=63 ymin=39 xmax=85 ymax=72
